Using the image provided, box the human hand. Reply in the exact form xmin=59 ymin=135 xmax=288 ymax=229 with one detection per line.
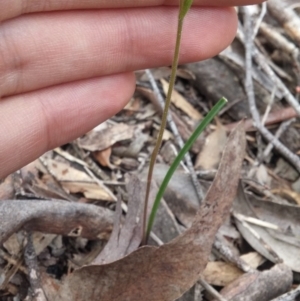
xmin=0 ymin=0 xmax=264 ymax=179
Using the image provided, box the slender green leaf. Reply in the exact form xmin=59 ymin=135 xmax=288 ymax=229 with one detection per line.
xmin=146 ymin=97 xmax=228 ymax=238
xmin=179 ymin=0 xmax=194 ymax=20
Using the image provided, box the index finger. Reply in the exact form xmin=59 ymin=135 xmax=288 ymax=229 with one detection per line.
xmin=1 ymin=0 xmax=265 ymax=22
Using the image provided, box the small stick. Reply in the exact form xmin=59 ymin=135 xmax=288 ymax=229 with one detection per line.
xmin=252 ymin=2 xmax=267 ymax=39
xmin=262 ymin=119 xmax=296 ymax=161
xmin=234 ymin=212 xmax=282 ymax=263
xmin=145 ymin=69 xmax=204 ymax=201
xmin=242 ymin=7 xmax=300 ymax=173
xmin=237 ymin=18 xmax=300 ymax=117
xmin=213 ymin=235 xmax=252 ymax=273
xmin=225 ymin=106 xmax=297 ymax=132
xmin=24 ymin=232 xmax=47 ymax=301
xmin=198 ymin=277 xmax=228 ymax=301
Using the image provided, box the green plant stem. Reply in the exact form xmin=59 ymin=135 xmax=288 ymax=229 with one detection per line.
xmin=141 ymin=13 xmax=185 ymax=245
xmin=146 ymin=97 xmax=228 ymax=239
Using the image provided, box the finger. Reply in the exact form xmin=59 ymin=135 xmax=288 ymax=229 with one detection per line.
xmin=1 ymin=7 xmax=237 ymax=97
xmin=0 ymin=72 xmax=135 ymax=178
xmin=0 ymin=0 xmax=265 ymax=22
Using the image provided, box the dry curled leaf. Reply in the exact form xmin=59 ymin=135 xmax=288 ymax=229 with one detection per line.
xmin=50 ymin=124 xmax=245 ymax=301
xmin=161 ymin=78 xmax=202 ymax=121
xmin=78 ymin=123 xmax=136 ymax=152
xmin=195 ymin=121 xmax=227 ymax=170
xmin=94 ymin=176 xmax=145 ymax=265
xmin=45 ymin=159 xmax=115 ymax=201
xmin=234 ymin=184 xmax=300 ymax=272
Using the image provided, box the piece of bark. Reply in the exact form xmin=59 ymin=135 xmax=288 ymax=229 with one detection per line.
xmin=215 ymin=264 xmax=292 ymax=301
xmin=0 ymin=200 xmax=114 ymax=244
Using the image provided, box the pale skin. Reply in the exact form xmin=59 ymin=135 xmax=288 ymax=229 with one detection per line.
xmin=0 ymin=0 xmax=263 ymax=179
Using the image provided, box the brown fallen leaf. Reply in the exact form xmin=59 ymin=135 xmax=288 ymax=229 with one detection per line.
xmin=78 ymin=122 xmax=137 ymax=152
xmin=45 ymin=159 xmax=115 ymax=201
xmin=234 ymin=184 xmax=300 ymax=271
xmin=271 ymin=188 xmax=300 ymax=205
xmin=51 ymin=124 xmax=245 ymax=301
xmin=62 ymin=181 xmax=115 ymax=201
xmin=0 ymin=200 xmax=114 ymax=244
xmin=93 ymin=175 xmax=145 ymax=265
xmin=123 ymin=97 xmax=141 ymax=114
xmin=161 ymin=78 xmax=202 ymax=121
xmin=203 ymin=252 xmax=265 ymax=287
xmin=93 ymin=147 xmax=115 ymax=169
xmin=216 ymin=264 xmax=292 ymax=301
xmin=203 ymin=261 xmax=243 ymax=287
xmin=240 ymin=252 xmax=265 ymax=269
xmin=195 ymin=120 xmax=227 ymax=170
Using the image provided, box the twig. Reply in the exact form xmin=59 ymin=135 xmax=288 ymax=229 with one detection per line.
xmin=262 ymin=119 xmax=296 ymax=161
xmin=145 ymin=69 xmax=204 ymax=201
xmin=259 ymin=22 xmax=299 ymax=58
xmin=252 ymin=2 xmax=267 ymax=39
xmin=24 ymin=232 xmax=47 ymax=301
xmin=218 ymin=97 xmax=244 ymax=116
xmin=0 ymin=248 xmax=27 ymax=274
xmin=169 ymin=143 xmax=189 ymax=173
xmin=149 ymin=232 xmax=164 ymax=246
xmin=271 ymin=285 xmax=300 ymax=301
xmin=225 ymin=106 xmax=297 ymax=132
xmin=237 ymin=21 xmax=300 ymax=117
xmin=194 ymin=283 xmax=203 ymax=301
xmin=242 ymin=6 xmax=300 ymax=174
xmin=234 ymin=212 xmax=282 ymax=263
xmin=213 ymin=234 xmax=252 ymax=273
xmin=198 ymin=277 xmax=228 ymax=301
xmin=0 ymin=251 xmax=23 ymax=291
xmin=267 ymin=0 xmax=300 ymax=46
xmin=261 ymin=87 xmax=276 ymax=126
xmin=234 ymin=213 xmax=279 ymax=230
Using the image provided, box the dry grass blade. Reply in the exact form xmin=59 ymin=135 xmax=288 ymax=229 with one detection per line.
xmin=52 ymin=124 xmax=246 ymax=301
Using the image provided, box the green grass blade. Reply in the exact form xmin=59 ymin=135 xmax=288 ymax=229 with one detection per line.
xmin=179 ymin=0 xmax=194 ymax=20
xmin=146 ymin=97 xmax=228 ymax=239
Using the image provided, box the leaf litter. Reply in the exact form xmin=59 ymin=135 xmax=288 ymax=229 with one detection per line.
xmin=50 ymin=124 xmax=245 ymax=301
xmin=2 ymin=4 xmax=300 ymax=299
